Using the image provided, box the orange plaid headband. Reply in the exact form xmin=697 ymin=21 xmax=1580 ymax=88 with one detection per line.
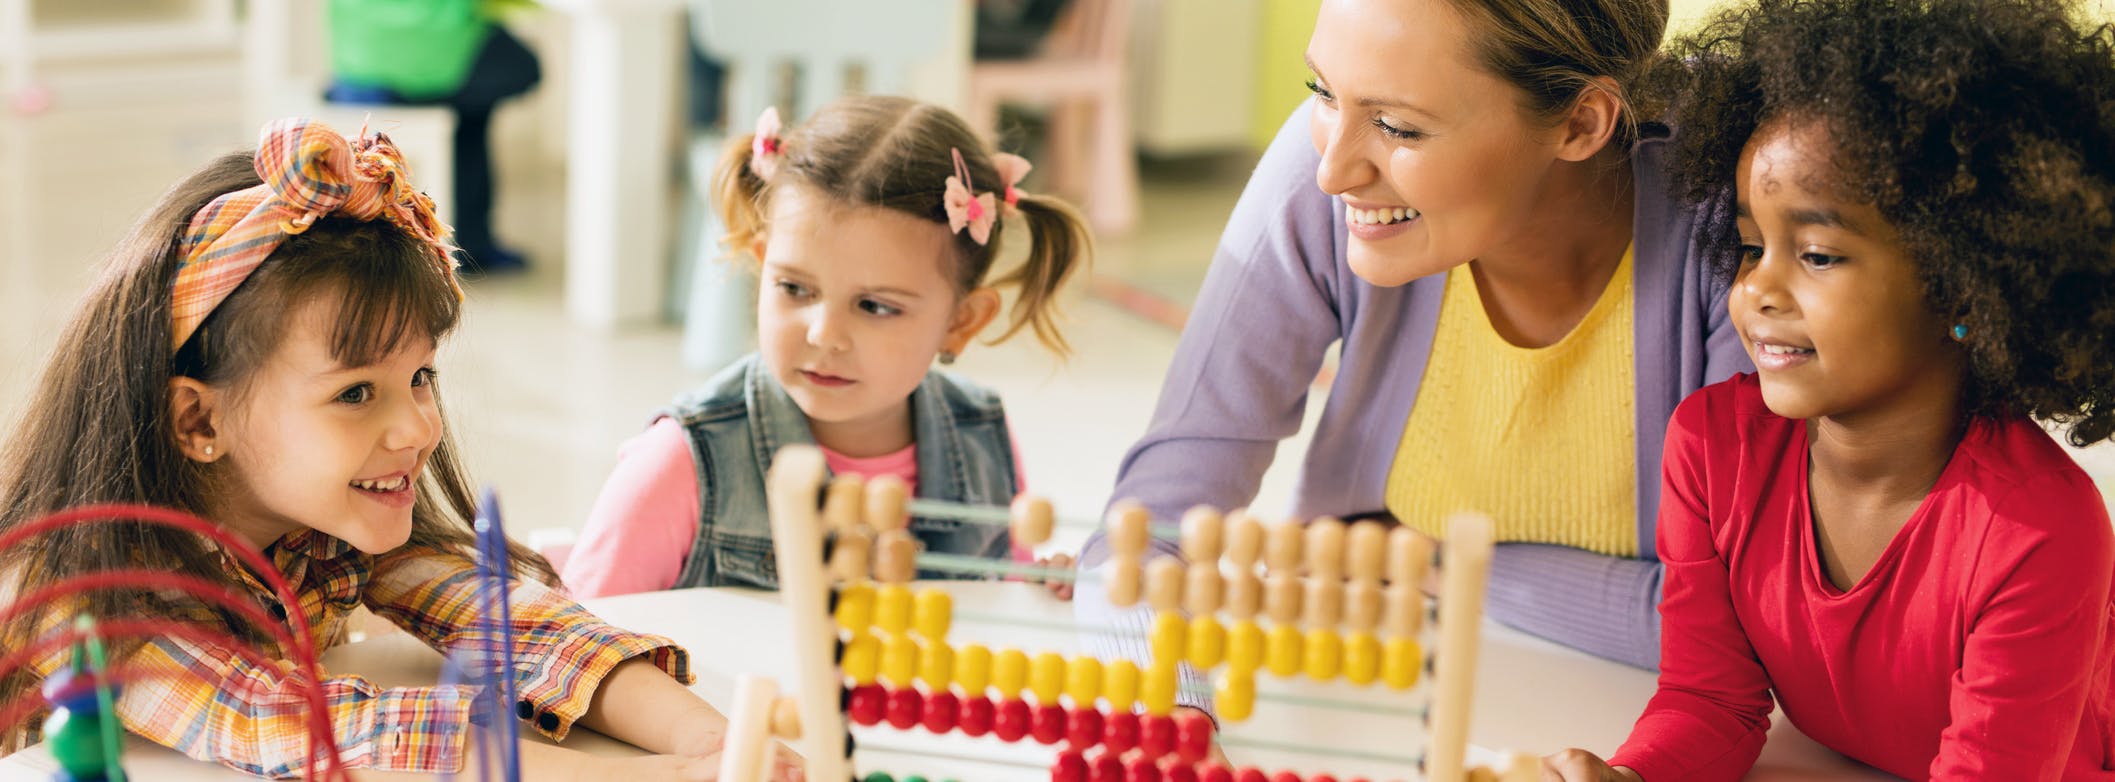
xmin=170 ymin=118 xmax=461 ymax=351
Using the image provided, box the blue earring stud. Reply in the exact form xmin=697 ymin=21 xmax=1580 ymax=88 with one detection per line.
xmin=1951 ymin=324 xmax=1968 ymax=341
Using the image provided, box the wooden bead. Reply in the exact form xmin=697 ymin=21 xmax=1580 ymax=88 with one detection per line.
xmin=994 ymin=649 xmax=1030 ymax=699
xmin=1263 ymin=519 xmax=1303 ymax=574
xmin=1343 ymin=631 xmax=1382 ymax=686
xmin=1104 ymin=711 xmax=1140 ymax=753
xmin=956 ymin=644 xmax=993 ymax=695
xmin=1150 ymin=612 xmax=1188 ymax=665
xmin=842 ymin=634 xmax=881 ymax=684
xmin=866 ymin=474 xmax=911 ymax=531
xmin=1263 ymin=575 xmax=1303 ymax=625
xmin=994 ymin=698 xmax=1032 ymax=742
xmin=1091 ymin=751 xmax=1125 ymax=782
xmin=1126 ymin=753 xmax=1163 ymax=782
xmin=1345 ymin=582 xmax=1384 ymax=633
xmin=829 ymin=526 xmax=874 ymax=582
xmin=1387 ymin=527 xmax=1433 ymax=586
xmin=1032 ymin=703 xmax=1067 ymax=745
xmin=1302 ymin=517 xmax=1346 ymax=578
xmin=1174 ymin=710 xmax=1215 ymax=763
xmin=885 ymin=686 xmax=923 ymax=729
xmin=1304 ymin=578 xmax=1345 ymax=629
xmin=1142 ymin=662 xmax=1178 ymax=715
xmin=1030 ymin=651 xmax=1068 ymax=705
xmin=847 ymin=684 xmax=886 ymax=726
xmin=1012 ymin=495 xmax=1055 ymax=547
xmin=835 ymin=583 xmax=876 ymax=633
xmin=877 ymin=585 xmax=913 ymax=634
xmin=824 ymin=474 xmax=865 ymax=531
xmin=1067 ymin=706 xmax=1104 ymax=748
xmin=960 ymin=695 xmax=995 ymax=737
xmin=1102 ymin=659 xmax=1141 ymax=711
xmin=875 ymin=530 xmax=920 ymax=583
xmin=1303 ymin=628 xmax=1343 ymax=681
xmin=882 ymin=633 xmax=918 ymax=687
xmin=1066 ymin=655 xmax=1103 ymax=706
xmin=1265 ymin=623 xmax=1302 ymax=677
xmin=1224 ymin=511 xmax=1265 ymax=570
xmin=1226 ymin=619 xmax=1265 ymax=675
xmin=1054 ymin=750 xmax=1089 ymax=782
xmin=918 ymin=639 xmax=955 ymax=689
xmin=1139 ymin=714 xmax=1177 ymax=759
xmin=914 ymin=588 xmax=953 ymax=640
xmin=1383 ymin=637 xmax=1422 ymax=690
xmin=1183 ymin=563 xmax=1224 ymax=615
xmin=1179 ymin=506 xmax=1224 ymax=562
xmin=770 ymin=694 xmax=802 ymax=739
xmin=1383 ymin=583 xmax=1423 ymax=639
xmin=921 ymin=691 xmax=959 ymax=734
xmin=1108 ymin=501 xmax=1152 ymax=558
xmin=1345 ymin=521 xmax=1388 ymax=581
xmin=1187 ymin=615 xmax=1226 ymax=670
xmin=1213 ymin=670 xmax=1256 ymax=722
xmin=1147 ymin=557 xmax=1186 ymax=613
xmin=1224 ymin=572 xmax=1262 ymax=620
xmin=1107 ymin=554 xmax=1144 ymax=608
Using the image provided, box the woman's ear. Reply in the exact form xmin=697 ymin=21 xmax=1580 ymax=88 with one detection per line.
xmin=942 ymin=287 xmax=1004 ymax=357
xmin=1554 ymin=76 xmax=1625 ymax=163
xmin=167 ymin=377 xmax=224 ymax=463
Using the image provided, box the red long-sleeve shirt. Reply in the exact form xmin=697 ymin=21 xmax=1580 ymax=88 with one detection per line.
xmin=1612 ymin=375 xmax=2115 ymax=781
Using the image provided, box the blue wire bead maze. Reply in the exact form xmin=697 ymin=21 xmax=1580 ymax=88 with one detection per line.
xmin=40 ymin=615 xmax=124 ymax=782
xmin=448 ymin=487 xmax=523 ymax=782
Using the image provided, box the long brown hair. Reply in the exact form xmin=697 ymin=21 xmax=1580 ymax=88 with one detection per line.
xmin=0 ymin=151 xmax=554 ymax=734
xmin=1447 ymin=0 xmax=1671 ymax=151
xmin=712 ymin=95 xmax=1092 ymax=355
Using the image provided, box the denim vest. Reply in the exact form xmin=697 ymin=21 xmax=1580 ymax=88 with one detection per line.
xmin=660 ymin=354 xmax=1019 ymax=589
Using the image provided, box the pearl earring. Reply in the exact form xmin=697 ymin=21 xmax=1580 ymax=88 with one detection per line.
xmin=203 ymin=444 xmax=215 ymax=457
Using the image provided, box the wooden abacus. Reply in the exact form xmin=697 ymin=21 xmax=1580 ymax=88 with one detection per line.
xmin=721 ymin=445 xmax=1540 ymax=782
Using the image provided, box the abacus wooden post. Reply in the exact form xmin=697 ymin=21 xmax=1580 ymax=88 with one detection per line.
xmin=1425 ymin=513 xmax=1495 ymax=782
xmin=715 ymin=674 xmax=780 ymax=782
xmin=762 ymin=445 xmax=849 ymax=782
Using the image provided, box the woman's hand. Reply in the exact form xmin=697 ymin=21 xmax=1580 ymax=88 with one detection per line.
xmin=1037 ymin=552 xmax=1076 ymax=601
xmin=1541 ymin=748 xmax=1643 ymax=782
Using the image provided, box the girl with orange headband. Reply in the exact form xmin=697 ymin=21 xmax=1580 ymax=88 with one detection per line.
xmin=0 ymin=119 xmax=796 ymax=780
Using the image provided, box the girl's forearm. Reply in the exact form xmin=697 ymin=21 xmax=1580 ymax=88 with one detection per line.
xmin=578 ymin=657 xmax=728 ymax=757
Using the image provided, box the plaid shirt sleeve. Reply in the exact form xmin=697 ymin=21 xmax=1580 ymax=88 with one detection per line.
xmin=111 ymin=634 xmax=480 ymax=778
xmin=363 ymin=545 xmax=694 ymax=743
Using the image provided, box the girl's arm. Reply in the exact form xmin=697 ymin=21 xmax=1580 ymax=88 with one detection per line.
xmin=1928 ymin=473 xmax=2113 ymax=779
xmin=1605 ymin=390 xmax=1774 ymax=782
xmin=561 ymin=418 xmax=703 ymax=599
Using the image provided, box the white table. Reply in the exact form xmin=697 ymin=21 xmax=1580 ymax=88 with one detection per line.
xmin=0 ymin=583 xmax=1898 ymax=781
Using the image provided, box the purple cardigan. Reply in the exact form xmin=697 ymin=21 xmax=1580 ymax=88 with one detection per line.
xmin=1077 ymin=101 xmax=1752 ymax=671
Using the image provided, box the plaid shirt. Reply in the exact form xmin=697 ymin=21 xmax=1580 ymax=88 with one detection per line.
xmin=20 ymin=529 xmax=691 ymax=778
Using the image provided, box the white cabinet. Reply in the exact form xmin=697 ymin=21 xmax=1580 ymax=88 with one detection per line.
xmin=1127 ymin=0 xmax=1261 ymax=156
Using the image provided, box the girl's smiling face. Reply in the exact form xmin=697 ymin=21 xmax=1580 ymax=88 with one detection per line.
xmin=1730 ymin=117 xmax=1964 ymax=424
xmin=193 ymin=296 xmax=443 ymax=554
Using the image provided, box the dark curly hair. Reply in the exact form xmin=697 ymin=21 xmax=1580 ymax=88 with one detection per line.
xmin=1645 ymin=0 xmax=2115 ymax=445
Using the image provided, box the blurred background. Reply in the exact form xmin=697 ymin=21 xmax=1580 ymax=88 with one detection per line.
xmin=2 ymin=0 xmax=2109 ymax=556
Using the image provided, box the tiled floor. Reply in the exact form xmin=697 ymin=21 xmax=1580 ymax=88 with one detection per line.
xmin=3 ymin=72 xmax=2110 ymax=558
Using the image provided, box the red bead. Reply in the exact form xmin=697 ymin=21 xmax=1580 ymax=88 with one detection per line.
xmin=1032 ymin=703 xmax=1069 ymax=745
xmin=1066 ymin=706 xmax=1105 ymax=748
xmin=848 ymin=685 xmax=887 ymax=726
xmin=1052 ymin=750 xmax=1088 ymax=782
xmin=1234 ymin=768 xmax=1268 ymax=782
xmin=1198 ymin=763 xmax=1234 ymax=782
xmin=1090 ymin=752 xmax=1126 ymax=782
xmin=960 ymin=695 xmax=996 ymax=737
xmin=995 ymin=698 xmax=1033 ymax=742
xmin=1174 ymin=711 xmax=1214 ymax=763
xmin=1124 ymin=754 xmax=1163 ymax=782
xmin=1139 ymin=714 xmax=1177 ymax=759
xmin=885 ymin=687 xmax=923 ymax=729
xmin=922 ymin=691 xmax=960 ymax=733
xmin=1159 ymin=757 xmax=1198 ymax=782
xmin=1269 ymin=771 xmax=1301 ymax=782
xmin=1103 ymin=711 xmax=1140 ymax=753
xmin=1309 ymin=776 xmax=1336 ymax=782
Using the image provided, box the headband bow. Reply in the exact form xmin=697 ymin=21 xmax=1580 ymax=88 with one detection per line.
xmin=171 ymin=118 xmax=459 ymax=351
xmin=944 ymin=149 xmax=1035 ymax=245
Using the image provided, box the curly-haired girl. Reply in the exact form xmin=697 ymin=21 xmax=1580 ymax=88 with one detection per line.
xmin=1543 ymin=0 xmax=2115 ymax=779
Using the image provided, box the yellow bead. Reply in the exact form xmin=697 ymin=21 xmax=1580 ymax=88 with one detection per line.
xmin=918 ymin=640 xmax=955 ymax=689
xmin=1226 ymin=620 xmax=1265 ymax=675
xmin=1303 ymin=628 xmax=1343 ymax=681
xmin=1150 ymin=612 xmax=1188 ymax=667
xmin=993 ymin=648 xmax=1030 ymax=700
xmin=1029 ymin=651 xmax=1067 ymax=705
xmin=1142 ymin=662 xmax=1178 ymax=715
xmin=1213 ymin=670 xmax=1257 ymax=722
xmin=1383 ymin=637 xmax=1423 ymax=691
xmin=1066 ymin=655 xmax=1103 ymax=706
xmin=1102 ymin=659 xmax=1141 ymax=711
xmin=1265 ymin=623 xmax=1303 ymax=678
xmin=841 ymin=634 xmax=881 ymax=685
xmin=876 ymin=584 xmax=913 ymax=635
xmin=1343 ymin=632 xmax=1382 ymax=686
xmin=914 ymin=588 xmax=953 ymax=641
xmin=1187 ymin=615 xmax=1227 ymax=670
xmin=881 ymin=633 xmax=917 ymax=687
xmin=835 ymin=583 xmax=876 ymax=634
xmin=956 ymin=644 xmax=993 ymax=696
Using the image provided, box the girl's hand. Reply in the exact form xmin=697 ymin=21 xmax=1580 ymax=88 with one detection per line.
xmin=1541 ymin=749 xmax=1643 ymax=782
xmin=765 ymin=745 xmax=805 ymax=782
xmin=1037 ymin=553 xmax=1076 ymax=601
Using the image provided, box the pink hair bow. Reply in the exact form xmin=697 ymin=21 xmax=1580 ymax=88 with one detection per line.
xmin=944 ymin=148 xmax=999 ymax=245
xmin=750 ymin=107 xmax=783 ymax=179
xmin=993 ymin=152 xmax=1032 ymax=213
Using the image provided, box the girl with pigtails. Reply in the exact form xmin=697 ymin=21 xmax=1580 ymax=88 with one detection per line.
xmin=564 ymin=95 xmax=1093 ymax=597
